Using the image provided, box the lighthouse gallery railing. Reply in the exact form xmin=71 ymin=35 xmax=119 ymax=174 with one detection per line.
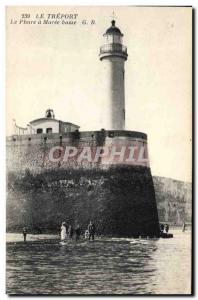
xmin=100 ymin=43 xmax=127 ymax=54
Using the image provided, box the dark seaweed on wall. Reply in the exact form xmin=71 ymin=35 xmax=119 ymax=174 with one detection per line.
xmin=7 ymin=166 xmax=160 ymax=237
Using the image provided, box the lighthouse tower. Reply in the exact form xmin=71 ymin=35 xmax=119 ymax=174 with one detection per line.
xmin=99 ymin=20 xmax=128 ymax=130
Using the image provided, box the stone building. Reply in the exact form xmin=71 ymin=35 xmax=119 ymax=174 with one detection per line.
xmin=13 ymin=108 xmax=80 ymax=135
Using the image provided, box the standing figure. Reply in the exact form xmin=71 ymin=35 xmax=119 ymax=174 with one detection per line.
xmin=160 ymin=224 xmax=164 ymax=235
xmin=182 ymin=221 xmax=187 ymax=232
xmin=68 ymin=225 xmax=73 ymax=240
xmin=164 ymin=224 xmax=169 ymax=233
xmin=75 ymin=224 xmax=81 ymax=242
xmin=61 ymin=222 xmax=67 ymax=241
xmin=23 ymin=227 xmax=27 ymax=243
xmin=84 ymin=230 xmax=89 ymax=239
xmin=88 ymin=221 xmax=95 ymax=241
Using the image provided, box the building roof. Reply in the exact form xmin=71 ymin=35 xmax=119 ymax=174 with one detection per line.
xmin=29 ymin=118 xmax=80 ymax=128
xmin=105 ymin=20 xmax=123 ymax=36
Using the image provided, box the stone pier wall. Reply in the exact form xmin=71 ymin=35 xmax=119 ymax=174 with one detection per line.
xmin=6 ymin=130 xmax=160 ymax=237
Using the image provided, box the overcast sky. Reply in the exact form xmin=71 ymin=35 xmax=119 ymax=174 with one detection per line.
xmin=6 ymin=6 xmax=192 ymax=182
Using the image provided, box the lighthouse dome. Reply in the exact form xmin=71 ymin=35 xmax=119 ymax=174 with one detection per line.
xmin=105 ymin=20 xmax=123 ymax=36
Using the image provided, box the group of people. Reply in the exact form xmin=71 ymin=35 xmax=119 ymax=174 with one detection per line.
xmin=61 ymin=220 xmax=95 ymax=242
xmin=60 ymin=222 xmax=75 ymax=241
xmin=160 ymin=223 xmax=169 ymax=234
xmin=160 ymin=221 xmax=187 ymax=235
xmin=22 ymin=219 xmax=188 ymax=243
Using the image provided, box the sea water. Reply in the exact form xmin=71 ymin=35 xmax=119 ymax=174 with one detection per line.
xmin=6 ymin=228 xmax=191 ymax=295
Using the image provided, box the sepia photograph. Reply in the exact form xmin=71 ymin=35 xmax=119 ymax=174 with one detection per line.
xmin=6 ymin=6 xmax=192 ymax=295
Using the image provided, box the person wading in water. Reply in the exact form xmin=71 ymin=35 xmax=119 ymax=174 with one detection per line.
xmin=60 ymin=222 xmax=67 ymax=241
xmin=23 ymin=227 xmax=27 ymax=243
xmin=68 ymin=225 xmax=74 ymax=240
xmin=75 ymin=224 xmax=81 ymax=242
xmin=88 ymin=221 xmax=95 ymax=242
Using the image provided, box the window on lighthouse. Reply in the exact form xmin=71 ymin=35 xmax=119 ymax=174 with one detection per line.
xmin=105 ymin=34 xmax=122 ymax=44
xmin=113 ymin=35 xmax=122 ymax=44
xmin=105 ymin=34 xmax=113 ymax=44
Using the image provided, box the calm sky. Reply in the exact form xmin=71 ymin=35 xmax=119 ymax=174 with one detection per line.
xmin=6 ymin=6 xmax=192 ymax=182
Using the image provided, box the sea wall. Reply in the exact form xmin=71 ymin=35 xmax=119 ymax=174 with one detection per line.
xmin=7 ymin=166 xmax=160 ymax=237
xmin=6 ymin=130 xmax=160 ymax=237
xmin=6 ymin=130 xmax=149 ymax=172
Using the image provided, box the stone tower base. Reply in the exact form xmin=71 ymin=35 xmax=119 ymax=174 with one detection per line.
xmin=7 ymin=165 xmax=160 ymax=237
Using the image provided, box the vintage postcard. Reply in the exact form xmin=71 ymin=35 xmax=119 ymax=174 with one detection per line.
xmin=6 ymin=6 xmax=192 ymax=295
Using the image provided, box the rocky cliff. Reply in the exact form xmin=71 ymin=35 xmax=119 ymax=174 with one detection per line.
xmin=153 ymin=176 xmax=192 ymax=224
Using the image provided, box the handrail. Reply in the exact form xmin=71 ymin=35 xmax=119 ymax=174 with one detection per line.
xmin=100 ymin=43 xmax=127 ymax=54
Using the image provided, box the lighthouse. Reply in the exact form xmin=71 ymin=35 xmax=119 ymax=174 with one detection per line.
xmin=99 ymin=20 xmax=128 ymax=130
xmin=7 ymin=16 xmax=160 ymax=238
